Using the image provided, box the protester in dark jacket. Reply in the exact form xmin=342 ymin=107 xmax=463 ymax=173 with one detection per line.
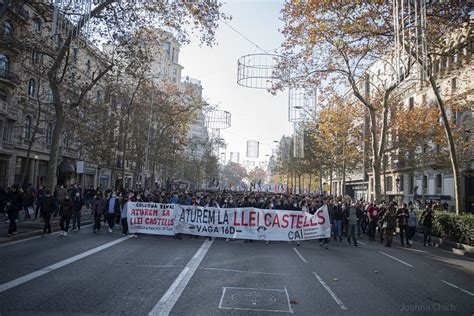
xmin=92 ymin=192 xmax=106 ymax=233
xmin=40 ymin=190 xmax=56 ymax=235
xmin=72 ymin=192 xmax=84 ymax=231
xmin=59 ymin=194 xmax=74 ymax=236
xmin=6 ymin=185 xmax=22 ymax=236
xmin=421 ymin=206 xmax=434 ymax=246
xmin=22 ymin=188 xmax=35 ymax=220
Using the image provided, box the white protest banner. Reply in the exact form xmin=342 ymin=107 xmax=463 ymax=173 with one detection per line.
xmin=127 ymin=202 xmax=177 ymax=235
xmin=174 ymin=205 xmax=331 ymax=241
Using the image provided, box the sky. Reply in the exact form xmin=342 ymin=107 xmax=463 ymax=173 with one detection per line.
xmin=179 ymin=0 xmax=293 ymax=167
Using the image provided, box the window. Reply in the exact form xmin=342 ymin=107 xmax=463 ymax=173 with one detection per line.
xmin=436 ymin=174 xmax=442 ymax=188
xmin=0 ymin=88 xmax=7 ymax=102
xmin=32 ymin=50 xmax=40 ymax=63
xmin=46 ymin=123 xmax=53 ymax=145
xmin=72 ymin=48 xmax=78 ymax=63
xmin=28 ymin=78 xmax=36 ymax=97
xmin=34 ymin=18 xmax=42 ymax=33
xmin=399 ymin=175 xmax=404 ymax=191
xmin=0 ymin=53 xmax=9 ymax=75
xmin=423 ymin=175 xmax=428 ymax=189
xmin=409 ymin=97 xmax=414 ymax=109
xmin=96 ymin=90 xmax=102 ymax=103
xmin=3 ymin=21 xmax=13 ymax=37
xmin=3 ymin=121 xmax=11 ymax=142
xmin=24 ymin=116 xmax=32 ymax=139
xmin=441 ymin=56 xmax=448 ymax=70
xmin=86 ymin=60 xmax=91 ymax=72
xmin=47 ymin=88 xmax=53 ymax=103
xmin=385 ymin=176 xmax=393 ymax=192
xmin=164 ymin=42 xmax=171 ymax=55
xmin=409 ymin=175 xmax=414 ymax=194
xmin=451 ymin=77 xmax=457 ymax=92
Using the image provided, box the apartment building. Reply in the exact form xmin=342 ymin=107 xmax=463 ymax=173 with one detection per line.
xmin=330 ymin=26 xmax=473 ymax=211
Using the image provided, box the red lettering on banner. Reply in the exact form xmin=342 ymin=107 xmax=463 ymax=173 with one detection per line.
xmin=317 ymin=210 xmax=326 ymax=225
xmin=281 ymin=214 xmax=289 ymax=228
xmin=273 ymin=214 xmax=280 ymax=227
xmin=249 ymin=211 xmax=257 ymax=227
xmin=241 ymin=212 xmax=248 ymax=226
xmin=233 ymin=212 xmax=240 ymax=226
xmin=130 ymin=217 xmax=142 ymax=225
xmin=290 ymin=214 xmax=298 ymax=228
xmin=296 ymin=215 xmax=304 ymax=228
xmin=264 ymin=213 xmax=272 ymax=226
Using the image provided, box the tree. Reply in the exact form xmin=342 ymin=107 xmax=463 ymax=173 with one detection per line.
xmin=26 ymin=0 xmax=227 ymax=191
xmin=277 ymin=2 xmax=471 ymax=208
xmin=221 ymin=162 xmax=248 ymax=190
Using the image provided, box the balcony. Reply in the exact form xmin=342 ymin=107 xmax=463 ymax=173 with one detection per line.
xmin=0 ymin=100 xmax=8 ymax=116
xmin=8 ymin=4 xmax=29 ymax=22
xmin=0 ymin=31 xmax=21 ymax=52
xmin=0 ymin=70 xmax=20 ymax=86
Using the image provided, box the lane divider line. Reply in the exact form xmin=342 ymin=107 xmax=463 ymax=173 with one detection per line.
xmin=379 ymin=251 xmax=413 ymax=268
xmin=312 ymin=272 xmax=347 ymax=310
xmin=293 ymin=247 xmax=308 ymax=264
xmin=0 ymin=236 xmax=129 ymax=293
xmin=441 ymin=280 xmax=474 ymax=296
xmin=149 ymin=238 xmax=214 ymax=316
xmin=358 ymin=241 xmax=367 ymax=246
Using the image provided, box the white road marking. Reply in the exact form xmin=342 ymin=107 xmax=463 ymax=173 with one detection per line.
xmin=379 ymin=251 xmax=413 ymax=268
xmin=284 ymin=286 xmax=294 ymax=314
xmin=149 ymin=238 xmax=213 ymax=316
xmin=218 ymin=286 xmax=293 ymax=314
xmin=441 ymin=280 xmax=474 ymax=296
xmin=312 ymin=272 xmax=347 ymax=310
xmin=0 ymin=223 xmax=93 ymax=248
xmin=0 ymin=236 xmax=128 ymax=293
xmin=293 ymin=247 xmax=308 ymax=264
xmin=358 ymin=241 xmax=367 ymax=246
xmin=201 ymin=267 xmax=293 ymax=277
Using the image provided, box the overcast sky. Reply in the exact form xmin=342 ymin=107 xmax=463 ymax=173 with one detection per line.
xmin=179 ymin=0 xmax=293 ymax=166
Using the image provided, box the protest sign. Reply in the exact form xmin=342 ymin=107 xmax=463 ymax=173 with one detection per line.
xmin=126 ymin=202 xmax=331 ymax=240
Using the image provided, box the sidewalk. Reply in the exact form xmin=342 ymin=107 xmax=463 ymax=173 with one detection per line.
xmin=0 ymin=209 xmax=93 ymax=244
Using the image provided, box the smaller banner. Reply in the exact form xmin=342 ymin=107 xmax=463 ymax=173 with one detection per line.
xmin=127 ymin=202 xmax=177 ymax=235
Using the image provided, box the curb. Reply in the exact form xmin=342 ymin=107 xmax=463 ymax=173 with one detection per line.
xmin=414 ymin=232 xmax=474 ymax=258
xmin=0 ymin=220 xmax=93 ymax=245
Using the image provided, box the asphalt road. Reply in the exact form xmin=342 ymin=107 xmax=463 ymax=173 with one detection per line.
xmin=0 ymin=227 xmax=473 ymax=315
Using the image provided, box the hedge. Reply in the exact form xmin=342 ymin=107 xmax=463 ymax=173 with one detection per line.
xmin=414 ymin=209 xmax=474 ymax=246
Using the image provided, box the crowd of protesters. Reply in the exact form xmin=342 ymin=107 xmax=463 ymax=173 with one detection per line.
xmin=1 ymin=184 xmax=441 ymax=248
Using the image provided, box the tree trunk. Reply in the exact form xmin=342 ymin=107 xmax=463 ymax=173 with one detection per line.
xmin=342 ymin=158 xmax=346 ymax=196
xmin=368 ymin=109 xmax=382 ymax=203
xmin=429 ymin=75 xmax=463 ymax=214
xmin=21 ymin=99 xmax=42 ymax=187
xmin=308 ymin=173 xmax=312 ymax=193
xmin=44 ymin=83 xmax=65 ymax=191
xmin=319 ymin=165 xmax=323 ymax=195
xmin=329 ymin=164 xmax=333 ymax=195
